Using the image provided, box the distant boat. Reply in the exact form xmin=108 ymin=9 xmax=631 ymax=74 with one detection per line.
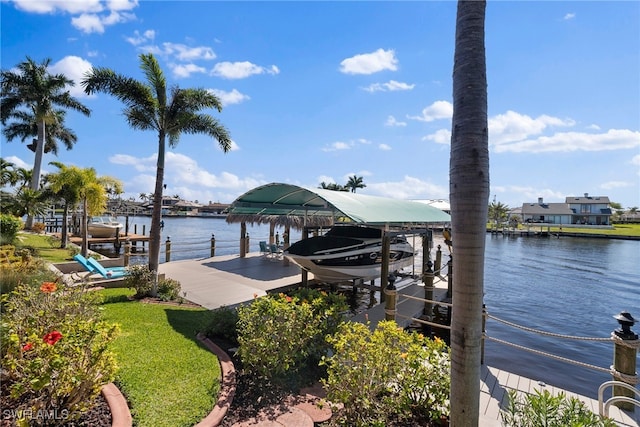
xmin=283 ymin=225 xmax=415 ymax=283
xmin=88 ymin=216 xmax=122 ymax=238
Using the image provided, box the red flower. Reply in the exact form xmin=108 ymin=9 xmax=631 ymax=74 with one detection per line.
xmin=43 ymin=331 xmax=62 ymax=345
xmin=285 ymin=296 xmax=293 ymax=303
xmin=40 ymin=282 xmax=57 ymax=293
xmin=22 ymin=342 xmax=33 ymax=351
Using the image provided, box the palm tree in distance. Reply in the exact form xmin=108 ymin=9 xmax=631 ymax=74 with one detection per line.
xmin=1 ymin=56 xmax=91 ymax=229
xmin=449 ymin=1 xmax=489 ymax=425
xmin=488 ymin=199 xmax=510 ymax=225
xmin=318 ymin=182 xmax=348 ymax=191
xmin=82 ymin=53 xmax=232 ymax=293
xmin=345 ymin=175 xmax=366 ymax=193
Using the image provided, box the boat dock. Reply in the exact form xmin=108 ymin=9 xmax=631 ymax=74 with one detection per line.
xmin=157 ymin=252 xmax=639 ymax=426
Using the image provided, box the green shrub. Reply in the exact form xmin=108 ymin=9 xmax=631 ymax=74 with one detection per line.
xmin=501 ymin=389 xmax=617 ymax=427
xmin=157 ymin=277 xmax=181 ymax=301
xmin=0 ymin=282 xmax=119 ymax=426
xmin=205 ymin=306 xmax=240 ymax=345
xmin=236 ymin=290 xmax=347 ymax=385
xmin=123 ymin=264 xmax=154 ymax=298
xmin=0 ymin=214 xmax=23 ymax=245
xmin=322 ymin=320 xmax=451 ymax=426
xmin=0 ymin=248 xmax=57 ymax=295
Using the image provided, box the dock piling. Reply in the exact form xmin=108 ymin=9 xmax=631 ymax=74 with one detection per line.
xmin=612 ymin=311 xmax=638 ymax=411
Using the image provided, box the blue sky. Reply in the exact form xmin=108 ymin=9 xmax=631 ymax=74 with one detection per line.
xmin=1 ymin=1 xmax=639 ymax=209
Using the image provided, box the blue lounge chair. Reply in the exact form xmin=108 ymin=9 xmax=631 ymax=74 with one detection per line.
xmin=73 ymin=254 xmax=127 ymax=279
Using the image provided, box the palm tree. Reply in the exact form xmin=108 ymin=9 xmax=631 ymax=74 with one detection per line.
xmin=488 ymin=200 xmax=510 ymax=225
xmin=1 ymin=56 xmax=91 ymax=228
xmin=449 ymin=1 xmax=488 ymax=426
xmin=82 ymin=53 xmax=232 ymax=292
xmin=7 ymin=187 xmax=49 ymax=219
xmin=47 ymin=164 xmax=122 ymax=256
xmin=345 ymin=175 xmax=366 ymax=193
xmin=1 ymin=158 xmax=19 ymax=187
xmin=3 ymin=108 xmax=79 ymax=156
xmin=318 ymin=182 xmax=348 ymax=191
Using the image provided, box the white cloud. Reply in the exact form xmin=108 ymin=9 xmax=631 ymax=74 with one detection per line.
xmin=339 ymin=48 xmax=398 ymax=75
xmin=125 ymin=29 xmax=155 ymax=46
xmin=322 ymin=141 xmax=352 ymax=152
xmin=211 ymin=62 xmax=279 ymax=79
xmin=631 ymin=154 xmax=640 ymax=166
xmin=12 ymin=0 xmax=139 ymax=33
xmin=423 ymin=129 xmax=451 ymax=145
xmin=494 ymin=129 xmax=640 ymax=153
xmin=48 ymin=56 xmax=94 ymax=98
xmin=12 ymin=0 xmax=104 ymax=14
xmin=162 ymin=43 xmax=216 ymax=61
xmin=368 ymin=176 xmax=448 ymax=200
xmin=379 ymin=143 xmax=392 ymax=151
xmin=564 ymin=13 xmax=576 ymax=20
xmin=489 ymin=110 xmax=575 ymax=145
xmin=170 ymin=63 xmax=207 ymax=78
xmin=407 ymin=100 xmax=453 ymax=122
xmin=208 ymin=89 xmax=250 ymax=106
xmin=3 ymin=156 xmax=30 ymax=169
xmin=385 ymin=116 xmax=407 ymax=127
xmin=112 ymin=152 xmax=262 ymax=203
xmin=363 ymin=80 xmax=414 ymax=93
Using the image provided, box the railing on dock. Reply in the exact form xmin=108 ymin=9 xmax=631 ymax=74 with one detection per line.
xmin=382 ymin=250 xmax=639 ymax=416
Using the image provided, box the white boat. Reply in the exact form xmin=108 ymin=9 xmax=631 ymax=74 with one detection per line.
xmin=87 ymin=216 xmax=122 ymax=238
xmin=283 ymin=225 xmax=415 ymax=283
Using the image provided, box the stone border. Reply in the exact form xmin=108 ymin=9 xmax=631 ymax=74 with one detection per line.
xmin=195 ymin=333 xmax=237 ymax=427
xmin=101 ymin=382 xmax=132 ymax=427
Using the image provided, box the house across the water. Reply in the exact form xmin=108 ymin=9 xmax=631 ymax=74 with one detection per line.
xmin=521 ymin=193 xmax=612 ymax=226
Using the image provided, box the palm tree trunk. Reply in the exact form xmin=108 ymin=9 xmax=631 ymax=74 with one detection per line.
xmin=60 ymin=203 xmax=69 ymax=249
xmin=449 ymin=1 xmax=488 ymax=426
xmin=82 ymin=198 xmax=89 ymax=257
xmin=26 ymin=120 xmax=46 ymax=229
xmin=148 ymin=132 xmax=166 ymax=296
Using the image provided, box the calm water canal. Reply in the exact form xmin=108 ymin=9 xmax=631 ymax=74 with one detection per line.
xmin=111 ymin=216 xmax=639 ymax=399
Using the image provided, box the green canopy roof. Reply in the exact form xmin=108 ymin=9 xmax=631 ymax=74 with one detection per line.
xmin=226 ymin=183 xmax=450 ymax=228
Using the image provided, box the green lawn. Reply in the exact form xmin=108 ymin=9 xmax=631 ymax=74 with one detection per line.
xmin=98 ymin=288 xmax=221 ymax=427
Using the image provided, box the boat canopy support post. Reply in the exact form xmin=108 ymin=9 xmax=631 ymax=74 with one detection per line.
xmin=240 ymin=222 xmax=247 ymax=258
xmin=380 ymin=232 xmax=391 ymax=303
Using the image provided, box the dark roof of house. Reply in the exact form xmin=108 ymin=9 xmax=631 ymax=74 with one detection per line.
xmin=521 ymin=202 xmax=574 ymax=215
xmin=565 ymin=196 xmax=610 ymax=204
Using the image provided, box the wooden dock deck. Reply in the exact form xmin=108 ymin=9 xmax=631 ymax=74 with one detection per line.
xmin=157 ymin=252 xmax=638 ymax=426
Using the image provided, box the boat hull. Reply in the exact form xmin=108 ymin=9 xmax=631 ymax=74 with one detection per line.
xmin=88 ymin=224 xmax=121 ymax=238
xmin=283 ymin=225 xmax=414 ymax=283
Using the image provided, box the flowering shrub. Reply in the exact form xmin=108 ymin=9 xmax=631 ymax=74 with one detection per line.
xmin=236 ymin=289 xmax=347 ymax=384
xmin=157 ymin=277 xmax=182 ymax=301
xmin=322 ymin=320 xmax=450 ymax=426
xmin=1 ymin=281 xmax=119 ymax=425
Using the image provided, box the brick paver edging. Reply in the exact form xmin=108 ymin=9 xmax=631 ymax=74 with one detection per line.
xmin=102 ymin=382 xmax=132 ymax=427
xmin=195 ymin=333 xmax=237 ymax=427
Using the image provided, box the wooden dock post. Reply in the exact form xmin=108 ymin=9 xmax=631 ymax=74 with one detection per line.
xmin=210 ymin=234 xmax=216 ymax=257
xmin=384 ymin=276 xmax=397 ymax=322
xmin=422 ymin=233 xmax=434 ymax=317
xmin=165 ymin=236 xmax=171 ymax=263
xmin=612 ymin=311 xmax=638 ymax=411
xmin=240 ymin=222 xmax=247 ymax=258
xmin=124 ymin=241 xmax=131 ymax=266
xmin=434 ymin=245 xmax=442 ymax=277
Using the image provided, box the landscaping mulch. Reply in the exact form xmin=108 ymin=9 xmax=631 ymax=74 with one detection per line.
xmin=0 ymin=390 xmax=111 ymax=427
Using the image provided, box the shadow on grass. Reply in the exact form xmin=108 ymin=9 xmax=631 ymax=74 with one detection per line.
xmin=164 ymin=307 xmax=216 ymax=345
xmin=100 ymin=293 xmax=132 ymax=304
